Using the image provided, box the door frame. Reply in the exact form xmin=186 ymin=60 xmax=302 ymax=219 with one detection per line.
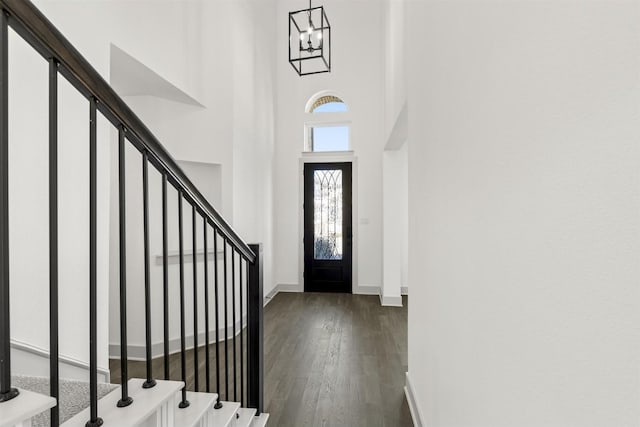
xmin=298 ymin=152 xmax=358 ymax=293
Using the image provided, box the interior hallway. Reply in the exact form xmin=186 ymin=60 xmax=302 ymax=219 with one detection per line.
xmin=110 ymin=293 xmax=411 ymax=426
xmin=263 ymin=293 xmax=411 ymax=427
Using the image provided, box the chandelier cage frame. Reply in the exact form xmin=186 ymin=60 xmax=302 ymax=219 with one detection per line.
xmin=289 ymin=5 xmax=331 ymax=76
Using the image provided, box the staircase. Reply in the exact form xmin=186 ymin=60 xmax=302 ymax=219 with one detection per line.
xmin=0 ymin=1 xmax=266 ymax=426
xmin=2 ymin=377 xmax=269 ymax=427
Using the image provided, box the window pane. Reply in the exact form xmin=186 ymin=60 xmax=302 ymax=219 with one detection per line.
xmin=311 ymin=126 xmax=349 ymax=152
xmin=313 ymin=102 xmax=348 ymax=113
xmin=314 ymin=170 xmax=343 ymax=260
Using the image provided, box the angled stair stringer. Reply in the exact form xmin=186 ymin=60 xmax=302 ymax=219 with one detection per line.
xmin=60 ymin=378 xmax=183 ymax=427
xmin=0 ymin=389 xmax=56 ymax=427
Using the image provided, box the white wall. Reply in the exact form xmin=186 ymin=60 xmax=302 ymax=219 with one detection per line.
xmin=382 ymin=142 xmax=407 ymax=305
xmin=274 ymin=0 xmax=385 ymax=295
xmin=8 ymin=14 xmax=111 ymax=376
xmin=383 ymin=0 xmax=406 ymax=141
xmin=406 ymin=1 xmax=640 ymax=425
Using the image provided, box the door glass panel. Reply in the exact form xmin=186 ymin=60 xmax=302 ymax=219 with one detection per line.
xmin=314 ymin=169 xmax=343 ymax=260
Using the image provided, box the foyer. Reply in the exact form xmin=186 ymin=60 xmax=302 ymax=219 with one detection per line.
xmin=1 ymin=0 xmax=638 ymax=426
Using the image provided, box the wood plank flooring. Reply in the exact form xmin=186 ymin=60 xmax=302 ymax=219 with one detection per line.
xmin=263 ymin=293 xmax=411 ymax=427
xmin=110 ymin=292 xmax=412 ymax=427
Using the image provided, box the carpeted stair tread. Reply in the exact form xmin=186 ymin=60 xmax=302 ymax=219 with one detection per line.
xmin=12 ymin=375 xmax=117 ymax=427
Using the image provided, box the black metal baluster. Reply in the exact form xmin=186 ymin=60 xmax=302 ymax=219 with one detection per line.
xmin=240 ymin=258 xmax=244 ymax=407
xmin=162 ymin=174 xmax=169 ymax=380
xmin=142 ymin=152 xmax=156 ymax=389
xmin=86 ymin=97 xmax=102 ymax=427
xmin=192 ymin=205 xmax=199 ymax=392
xmin=232 ymin=250 xmax=236 ymax=402
xmin=204 ymin=219 xmax=211 ymax=393
xmin=0 ymin=9 xmax=18 ymax=405
xmin=49 ymin=58 xmax=60 ymax=424
xmin=213 ymin=228 xmax=222 ymax=409
xmin=116 ymin=126 xmax=132 ymax=408
xmin=178 ymin=192 xmax=190 ymax=408
xmin=223 ymin=239 xmax=229 ymax=400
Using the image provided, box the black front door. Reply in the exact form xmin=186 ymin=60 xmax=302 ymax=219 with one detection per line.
xmin=304 ymin=162 xmax=352 ymax=293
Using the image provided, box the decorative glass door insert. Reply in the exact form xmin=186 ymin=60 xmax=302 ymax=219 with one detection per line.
xmin=313 ymin=169 xmax=343 ymax=260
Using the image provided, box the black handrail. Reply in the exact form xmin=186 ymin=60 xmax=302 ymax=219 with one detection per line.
xmin=0 ymin=0 xmax=255 ymax=264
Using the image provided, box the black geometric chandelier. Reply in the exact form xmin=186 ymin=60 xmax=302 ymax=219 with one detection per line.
xmin=289 ymin=0 xmax=331 ymax=76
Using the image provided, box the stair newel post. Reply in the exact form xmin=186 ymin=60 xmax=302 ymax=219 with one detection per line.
xmin=177 ymin=192 xmax=190 ymax=409
xmin=86 ymin=97 xmax=103 ymax=427
xmin=247 ymin=244 xmax=263 ymax=415
xmin=192 ymin=205 xmax=199 ymax=392
xmin=203 ymin=218 xmax=211 ymax=393
xmin=142 ymin=152 xmax=156 ymax=390
xmin=116 ymin=126 xmax=133 ymax=407
xmin=0 ymin=8 xmax=18 ymax=404
xmin=213 ymin=228 xmax=223 ymax=409
xmin=49 ymin=57 xmax=60 ymax=425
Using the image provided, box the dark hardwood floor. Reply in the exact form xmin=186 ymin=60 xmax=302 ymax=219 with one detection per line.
xmin=263 ymin=293 xmax=411 ymax=427
xmin=110 ymin=292 xmax=412 ymax=427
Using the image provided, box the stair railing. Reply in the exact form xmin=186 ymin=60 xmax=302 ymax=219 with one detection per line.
xmin=0 ymin=0 xmax=264 ymax=425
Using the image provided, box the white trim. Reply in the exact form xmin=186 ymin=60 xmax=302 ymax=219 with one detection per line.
xmin=379 ymin=293 xmax=403 ymax=307
xmin=305 ymin=89 xmax=350 ymax=113
xmin=304 ymin=121 xmax=352 ymax=152
xmin=154 ymin=248 xmax=223 ymax=265
xmin=10 ymin=339 xmax=110 ymax=381
xmin=264 ymin=283 xmax=303 ymax=306
xmin=405 ymin=372 xmax=424 ymax=427
xmin=276 ymin=283 xmax=303 ymax=293
xmin=109 ymin=318 xmax=247 ymax=361
xmin=353 ymin=284 xmax=379 ymax=295
xmin=402 ymin=286 xmax=409 ymax=295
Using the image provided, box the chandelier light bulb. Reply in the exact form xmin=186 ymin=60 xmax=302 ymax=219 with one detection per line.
xmin=300 ymin=33 xmax=306 ymax=41
xmin=317 ymin=31 xmax=322 ymax=40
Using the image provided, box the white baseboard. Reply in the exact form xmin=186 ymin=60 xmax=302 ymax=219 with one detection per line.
xmin=401 ymin=286 xmax=409 ymax=295
xmin=276 ymin=283 xmax=303 ymax=293
xmin=11 ymin=339 xmax=110 ymax=383
xmin=109 ymin=317 xmax=247 ymax=361
xmin=404 ymin=372 xmax=424 ymax=427
xmin=264 ymin=283 xmax=302 ymax=306
xmin=353 ymin=284 xmax=380 ymax=295
xmin=379 ymin=293 xmax=403 ymax=307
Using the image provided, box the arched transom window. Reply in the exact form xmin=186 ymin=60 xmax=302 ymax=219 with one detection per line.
xmin=305 ymin=93 xmax=350 ymax=152
xmin=308 ymin=95 xmax=348 ymax=113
